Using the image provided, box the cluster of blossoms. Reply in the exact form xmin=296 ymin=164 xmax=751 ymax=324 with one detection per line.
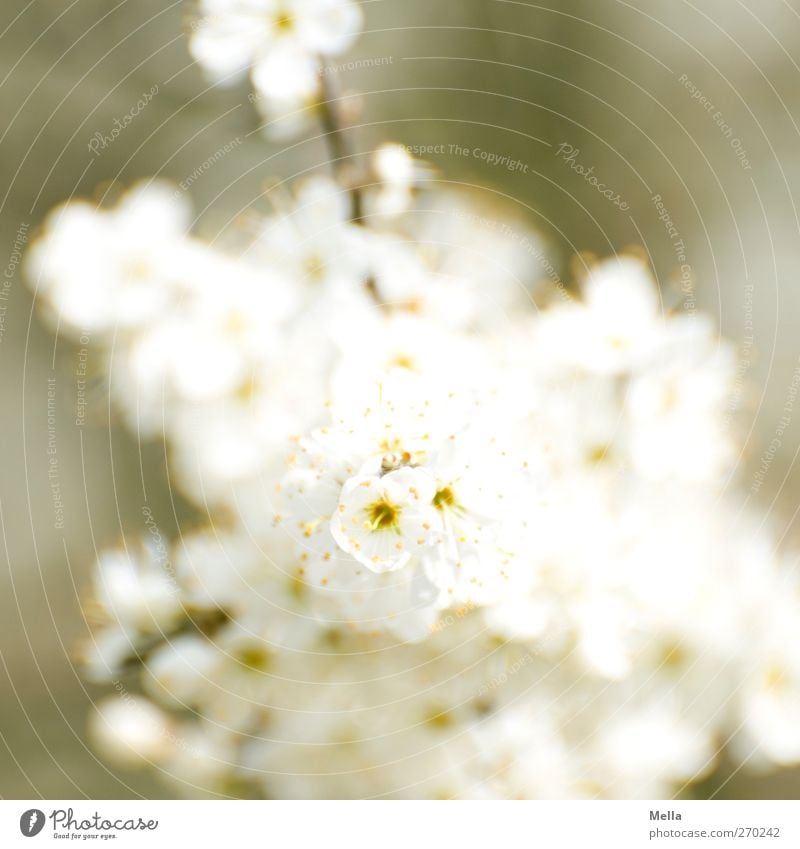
xmin=25 ymin=0 xmax=800 ymax=798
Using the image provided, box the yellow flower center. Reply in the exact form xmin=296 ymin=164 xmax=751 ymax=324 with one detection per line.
xmin=273 ymin=11 xmax=295 ymax=32
xmin=433 ymin=486 xmax=457 ymax=511
xmin=367 ymin=499 xmax=401 ymax=531
xmin=425 ymin=707 xmax=454 ymax=729
xmin=659 ymin=642 xmax=686 ymax=669
xmin=389 ymin=353 xmax=417 ymax=371
xmin=765 ymin=664 xmax=788 ymax=691
xmin=587 ymin=444 xmax=611 ymax=464
xmin=236 ymin=645 xmax=272 ymax=671
xmin=303 ymin=253 xmax=326 ymax=282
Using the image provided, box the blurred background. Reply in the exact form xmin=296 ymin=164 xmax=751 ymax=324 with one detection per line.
xmin=2 ymin=0 xmax=800 ymax=798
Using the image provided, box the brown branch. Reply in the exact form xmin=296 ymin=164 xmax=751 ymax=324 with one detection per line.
xmin=317 ymin=69 xmax=363 ymax=222
xmin=316 ymin=64 xmax=389 ymax=309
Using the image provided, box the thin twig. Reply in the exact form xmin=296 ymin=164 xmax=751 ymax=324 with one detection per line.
xmin=317 ymin=67 xmax=388 ymax=308
xmin=317 ymin=69 xmax=363 ymax=223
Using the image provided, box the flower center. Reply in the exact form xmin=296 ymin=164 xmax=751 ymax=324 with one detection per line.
xmin=659 ymin=642 xmax=686 ymax=669
xmin=303 ymin=253 xmax=326 ymax=281
xmin=388 ymin=353 xmax=416 ymax=371
xmin=765 ymin=664 xmax=787 ymax=691
xmin=124 ymin=257 xmax=152 ymax=281
xmin=433 ymin=486 xmax=456 ymax=511
xmin=273 ymin=11 xmax=295 ymax=32
xmin=587 ymin=444 xmax=611 ymax=465
xmin=224 ymin=310 xmax=249 ymax=336
xmin=367 ymin=498 xmax=401 ymax=531
xmin=236 ymin=644 xmax=272 ymax=671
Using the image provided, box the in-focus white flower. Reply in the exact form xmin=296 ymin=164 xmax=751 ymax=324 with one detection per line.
xmin=275 ymin=373 xmax=538 ymax=635
xmin=330 ymin=467 xmax=442 ymax=572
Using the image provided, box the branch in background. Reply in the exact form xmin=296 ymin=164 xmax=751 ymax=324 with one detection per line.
xmin=317 ymin=68 xmax=389 ymax=309
xmin=317 ymin=66 xmax=363 ymax=223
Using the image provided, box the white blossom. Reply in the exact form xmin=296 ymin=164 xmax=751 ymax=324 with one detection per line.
xmin=189 ymin=0 xmax=362 ymax=135
xmin=25 ymin=181 xmax=191 ymax=335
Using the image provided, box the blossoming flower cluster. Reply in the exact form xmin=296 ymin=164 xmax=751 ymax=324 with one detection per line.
xmin=24 ymin=0 xmax=800 ymax=798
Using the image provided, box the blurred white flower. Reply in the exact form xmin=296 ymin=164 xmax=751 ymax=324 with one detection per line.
xmin=589 ymin=707 xmax=715 ymax=798
xmin=190 ymin=0 xmax=362 ymax=135
xmin=25 ymin=181 xmax=190 ymax=334
xmin=93 ymin=541 xmax=182 ymax=635
xmin=89 ymin=695 xmax=174 ymax=767
xmin=367 ymin=144 xmax=434 ymax=218
xmin=738 ymin=593 xmax=800 ymax=765
xmin=538 ymin=256 xmax=662 ymax=374
xmin=253 ymin=176 xmax=369 ymax=300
